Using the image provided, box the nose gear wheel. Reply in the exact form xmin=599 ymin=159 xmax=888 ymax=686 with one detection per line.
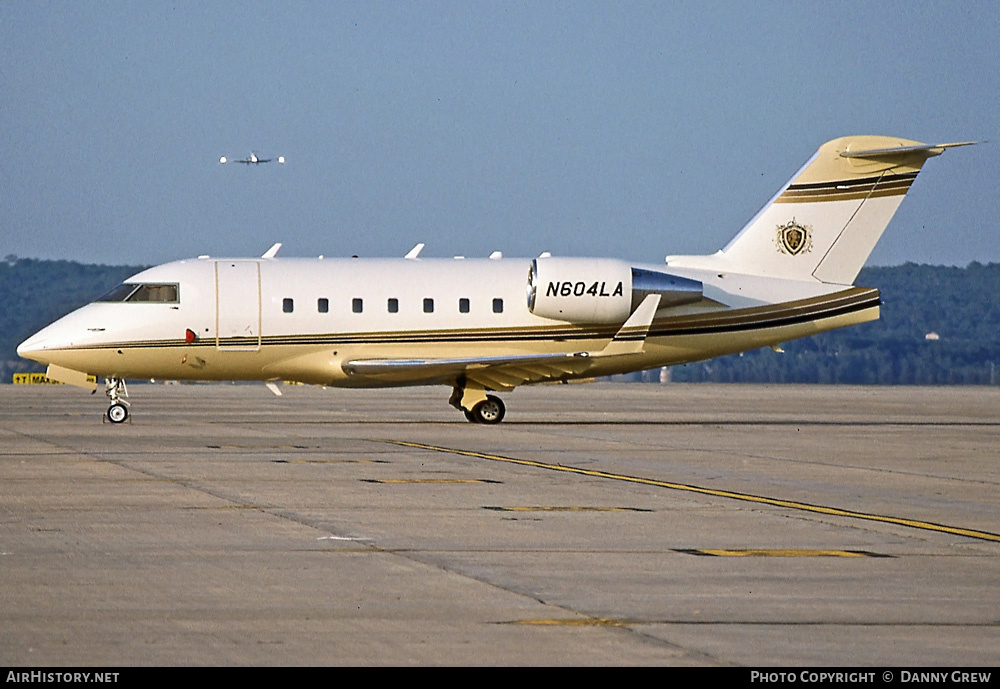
xmin=103 ymin=378 xmax=130 ymax=424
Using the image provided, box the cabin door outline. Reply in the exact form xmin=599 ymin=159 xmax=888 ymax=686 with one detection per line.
xmin=215 ymin=261 xmax=262 ymax=351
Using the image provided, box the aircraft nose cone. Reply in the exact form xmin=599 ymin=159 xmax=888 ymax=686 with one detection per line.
xmin=17 ymin=333 xmax=47 ymax=361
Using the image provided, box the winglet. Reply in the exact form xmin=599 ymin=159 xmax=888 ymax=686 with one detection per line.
xmin=405 ymin=243 xmax=425 ymax=259
xmin=598 ymin=294 xmax=661 ymax=357
xmin=262 ymin=243 xmax=282 ymax=259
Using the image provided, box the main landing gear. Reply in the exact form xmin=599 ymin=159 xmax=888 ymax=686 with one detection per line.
xmin=450 ymin=380 xmax=506 ymax=424
xmin=463 ymin=395 xmax=506 ymax=424
xmin=104 ymin=377 xmax=130 ymax=424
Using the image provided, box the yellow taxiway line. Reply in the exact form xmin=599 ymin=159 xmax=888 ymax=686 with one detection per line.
xmin=372 ymin=439 xmax=1000 ymax=544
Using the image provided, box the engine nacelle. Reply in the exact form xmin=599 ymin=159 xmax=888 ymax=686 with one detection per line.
xmin=527 ymin=257 xmax=703 ymax=323
xmin=528 ymin=258 xmax=632 ymax=323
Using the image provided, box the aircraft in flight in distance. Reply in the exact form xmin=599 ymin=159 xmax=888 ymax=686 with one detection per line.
xmin=219 ymin=152 xmax=285 ymax=165
xmin=19 ymin=136 xmax=973 ymax=424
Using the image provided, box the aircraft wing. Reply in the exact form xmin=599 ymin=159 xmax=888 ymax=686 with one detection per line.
xmin=343 ymin=351 xmax=597 ymax=390
xmin=343 ymin=295 xmax=662 ymax=390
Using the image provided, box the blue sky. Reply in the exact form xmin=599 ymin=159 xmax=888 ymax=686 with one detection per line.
xmin=2 ymin=2 xmax=997 ymax=268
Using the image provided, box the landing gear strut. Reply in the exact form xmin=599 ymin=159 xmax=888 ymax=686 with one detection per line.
xmin=450 ymin=380 xmax=506 ymax=424
xmin=104 ymin=378 xmax=130 ymax=424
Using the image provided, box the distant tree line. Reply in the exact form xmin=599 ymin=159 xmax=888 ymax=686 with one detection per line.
xmin=3 ymin=256 xmax=999 ymax=385
xmin=666 ymin=263 xmax=1000 ymax=385
xmin=1 ymin=256 xmax=145 ymax=383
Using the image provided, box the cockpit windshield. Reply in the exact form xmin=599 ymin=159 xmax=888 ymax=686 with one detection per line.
xmin=97 ymin=283 xmax=179 ymax=303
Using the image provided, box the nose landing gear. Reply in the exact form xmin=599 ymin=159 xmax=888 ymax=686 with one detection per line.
xmin=103 ymin=378 xmax=130 ymax=424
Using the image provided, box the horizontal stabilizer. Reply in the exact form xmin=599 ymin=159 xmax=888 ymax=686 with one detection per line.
xmin=840 ymin=141 xmax=977 ymax=159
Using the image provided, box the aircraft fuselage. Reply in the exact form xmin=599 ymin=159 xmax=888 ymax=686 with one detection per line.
xmin=17 ymin=255 xmax=876 ymax=388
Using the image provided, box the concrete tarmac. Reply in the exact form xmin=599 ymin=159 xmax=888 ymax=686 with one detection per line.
xmin=2 ymin=382 xmax=998 ymax=666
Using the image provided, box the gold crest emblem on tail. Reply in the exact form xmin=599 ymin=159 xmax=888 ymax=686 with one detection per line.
xmin=776 ymin=220 xmax=812 ymax=256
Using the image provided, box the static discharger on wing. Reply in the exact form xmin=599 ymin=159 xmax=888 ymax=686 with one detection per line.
xmin=18 ymin=136 xmax=976 ymax=424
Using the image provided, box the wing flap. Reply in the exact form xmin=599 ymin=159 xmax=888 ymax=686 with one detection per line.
xmin=466 ymin=359 xmax=592 ymax=390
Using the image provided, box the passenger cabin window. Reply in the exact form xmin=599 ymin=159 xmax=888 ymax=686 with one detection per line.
xmin=97 ymin=283 xmax=179 ymax=303
xmin=283 ymin=298 xmax=294 ymax=313
xmin=318 ymin=298 xmax=329 ymax=313
xmin=423 ymin=298 xmax=434 ymax=313
xmin=493 ymin=298 xmax=504 ymax=314
xmin=352 ymin=298 xmax=363 ymax=313
xmin=459 ymin=298 xmax=470 ymax=313
xmin=387 ymin=298 xmax=398 ymax=313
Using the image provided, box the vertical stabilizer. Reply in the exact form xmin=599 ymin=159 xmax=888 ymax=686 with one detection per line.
xmin=717 ymin=136 xmax=972 ymax=285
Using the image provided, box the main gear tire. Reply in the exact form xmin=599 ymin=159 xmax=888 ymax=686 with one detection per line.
xmin=470 ymin=395 xmax=505 ymax=424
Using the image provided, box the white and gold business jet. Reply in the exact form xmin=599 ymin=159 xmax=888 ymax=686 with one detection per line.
xmin=18 ymin=136 xmax=973 ymax=424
